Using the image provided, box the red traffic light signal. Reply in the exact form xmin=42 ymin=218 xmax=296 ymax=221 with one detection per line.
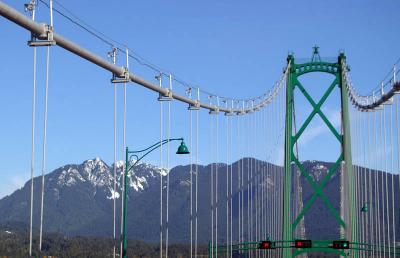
xmin=258 ymin=241 xmax=274 ymax=249
xmin=294 ymin=240 xmax=312 ymax=248
xmin=332 ymin=240 xmax=350 ymax=249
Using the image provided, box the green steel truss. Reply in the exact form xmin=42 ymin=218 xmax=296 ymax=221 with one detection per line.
xmin=282 ymin=53 xmax=358 ymax=258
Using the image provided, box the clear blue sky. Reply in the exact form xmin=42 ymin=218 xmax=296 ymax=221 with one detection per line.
xmin=0 ymin=0 xmax=399 ymax=198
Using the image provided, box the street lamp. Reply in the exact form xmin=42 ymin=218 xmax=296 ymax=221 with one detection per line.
xmin=121 ymin=138 xmax=190 ymax=258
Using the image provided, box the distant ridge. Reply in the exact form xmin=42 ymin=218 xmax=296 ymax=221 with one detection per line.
xmin=1 ymin=158 xmax=397 ymax=243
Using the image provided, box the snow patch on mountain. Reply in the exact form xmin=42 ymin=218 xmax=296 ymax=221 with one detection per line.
xmin=57 ymin=167 xmax=85 ymax=186
xmin=309 ymin=162 xmax=328 ymax=182
xmin=107 ymin=188 xmax=120 ymax=199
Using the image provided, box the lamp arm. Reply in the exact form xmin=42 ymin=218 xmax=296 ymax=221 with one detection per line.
xmin=129 ymin=138 xmax=183 ymax=154
xmin=126 ymin=138 xmax=183 ymax=172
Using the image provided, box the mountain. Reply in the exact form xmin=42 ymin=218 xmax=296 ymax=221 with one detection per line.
xmin=0 ymin=158 xmax=398 ymax=245
xmin=0 ymin=157 xmax=281 ymax=243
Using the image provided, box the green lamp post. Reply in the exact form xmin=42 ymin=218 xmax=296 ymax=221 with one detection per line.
xmin=121 ymin=138 xmax=189 ymax=258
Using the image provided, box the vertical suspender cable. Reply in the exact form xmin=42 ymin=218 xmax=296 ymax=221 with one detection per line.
xmin=159 ymin=80 xmax=164 ymax=258
xmin=250 ymin=113 xmax=253 ymax=252
xmin=190 ymin=106 xmax=193 ymax=258
xmin=226 ymin=112 xmax=229 ymax=258
xmin=367 ymin=113 xmax=374 ymax=253
xmin=277 ymin=88 xmax=282 ymax=254
xmin=247 ymin=115 xmax=250 ymax=247
xmin=211 ymin=113 xmax=214 ymax=258
xmin=349 ymin=104 xmax=353 ymax=245
xmin=355 ymin=110 xmax=361 ymax=254
xmin=374 ymin=111 xmax=382 ymax=257
xmin=29 ymin=3 xmax=37 ymax=255
xmin=255 ymin=111 xmax=257 ymax=254
xmin=363 ymin=112 xmax=367 ymax=258
xmin=166 ymin=100 xmax=171 ymax=258
xmin=274 ymin=94 xmax=278 ymax=246
xmin=228 ymin=114 xmax=233 ymax=256
xmin=237 ymin=114 xmax=241 ymax=247
xmin=277 ymin=92 xmax=280 ymax=247
xmin=273 ymin=157 xmax=276 ymax=254
xmin=360 ymin=111 xmax=364 ymax=257
xmin=383 ymin=105 xmax=391 ymax=258
xmin=271 ymin=100 xmax=275 ymax=246
xmin=259 ymin=110 xmax=262 ymax=254
xmin=354 ymin=110 xmax=359 ymax=252
xmin=116 ymin=47 xmax=127 ymax=254
xmin=380 ymin=109 xmax=386 ymax=257
xmin=254 ymin=111 xmax=257 ymax=252
xmin=389 ymin=103 xmax=395 ymax=254
xmin=39 ymin=0 xmax=53 ymax=250
xmin=359 ymin=111 xmax=363 ymax=258
xmin=123 ymin=49 xmax=128 ymax=184
xmin=230 ymin=113 xmax=233 ymax=258
xmin=261 ymin=108 xmax=264 ymax=247
xmin=372 ymin=111 xmax=377 ymax=257
xmin=265 ymin=105 xmax=269 ymax=247
xmin=241 ymin=113 xmax=244 ymax=248
xmin=112 ymin=51 xmax=117 ymax=258
xmin=264 ymin=106 xmax=267 ymax=257
xmin=281 ymin=88 xmax=284 ymax=256
xmin=195 ymin=107 xmax=199 ymax=258
xmin=372 ymin=110 xmax=378 ymax=257
xmin=260 ymin=110 xmax=263 ymax=247
xmin=396 ymin=96 xmax=400 ymax=256
xmin=260 ymin=108 xmax=264 ymax=249
xmin=39 ymin=38 xmax=51 ymax=253
xmin=265 ymin=104 xmax=268 ymax=252
xmin=254 ymin=111 xmax=258 ymax=251
xmin=261 ymin=108 xmax=264 ymax=252
xmin=29 ymin=45 xmax=37 ymax=258
xmin=239 ymin=116 xmax=242 ymax=249
xmin=363 ymin=111 xmax=368 ymax=256
xmin=215 ymin=112 xmax=219 ymax=256
xmin=252 ymin=113 xmax=255 ymax=250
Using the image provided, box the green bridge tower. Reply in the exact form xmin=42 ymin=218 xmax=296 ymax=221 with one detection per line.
xmin=282 ymin=48 xmax=358 ymax=257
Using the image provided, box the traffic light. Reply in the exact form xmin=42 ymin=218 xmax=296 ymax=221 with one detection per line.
xmin=332 ymin=240 xmax=350 ymax=249
xmin=258 ymin=241 xmax=274 ymax=249
xmin=294 ymin=240 xmax=312 ymax=248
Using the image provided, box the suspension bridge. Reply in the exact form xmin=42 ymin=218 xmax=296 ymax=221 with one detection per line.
xmin=1 ymin=1 xmax=400 ymax=257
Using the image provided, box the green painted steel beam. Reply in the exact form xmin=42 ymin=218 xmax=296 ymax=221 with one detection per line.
xmin=293 ymin=77 xmax=341 ymax=143
xmin=292 ymin=155 xmax=345 ymax=228
xmin=338 ymin=53 xmax=358 ymax=257
xmin=282 ymin=54 xmax=295 ymax=258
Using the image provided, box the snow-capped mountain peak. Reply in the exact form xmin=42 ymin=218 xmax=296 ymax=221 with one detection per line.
xmin=54 ymin=158 xmax=165 ymax=195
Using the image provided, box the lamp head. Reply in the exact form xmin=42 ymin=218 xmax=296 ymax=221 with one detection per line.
xmin=176 ymin=141 xmax=190 ymax=155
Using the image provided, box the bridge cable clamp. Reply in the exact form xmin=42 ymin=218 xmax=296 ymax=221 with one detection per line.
xmin=188 ymin=100 xmax=200 ymax=110
xmin=156 ymin=73 xmax=173 ymax=101
xmin=158 ymin=88 xmax=173 ymax=101
xmin=209 ymin=107 xmax=220 ymax=115
xmin=27 ymin=24 xmax=56 ymax=47
xmin=111 ymin=67 xmax=130 ymax=84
